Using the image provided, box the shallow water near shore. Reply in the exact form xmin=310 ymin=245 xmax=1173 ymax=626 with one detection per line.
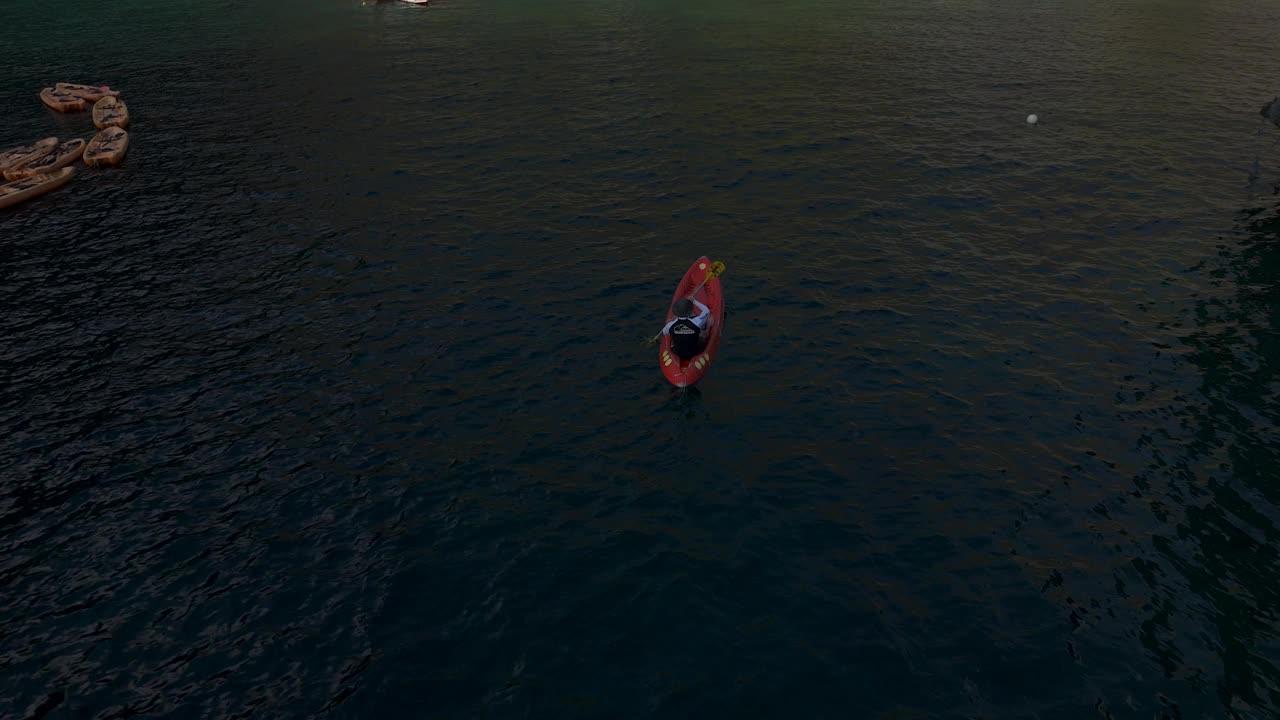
xmin=3 ymin=0 xmax=1280 ymax=718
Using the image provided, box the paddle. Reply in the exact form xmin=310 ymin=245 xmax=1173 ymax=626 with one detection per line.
xmin=648 ymin=261 xmax=726 ymax=344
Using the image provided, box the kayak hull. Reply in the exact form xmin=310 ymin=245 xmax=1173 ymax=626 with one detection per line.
xmin=84 ymin=127 xmax=129 ymax=167
xmin=40 ymin=87 xmax=86 ymax=113
xmin=0 ymin=167 xmax=75 ymax=210
xmin=659 ymin=256 xmax=724 ymax=387
xmin=56 ymin=83 xmax=120 ymax=102
xmin=0 ymin=137 xmax=58 ymax=174
xmin=4 ymin=139 xmax=85 ymax=180
xmin=93 ymin=96 xmax=129 ymax=130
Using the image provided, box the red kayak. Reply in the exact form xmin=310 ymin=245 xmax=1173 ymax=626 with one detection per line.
xmin=659 ymin=256 xmax=725 ymax=387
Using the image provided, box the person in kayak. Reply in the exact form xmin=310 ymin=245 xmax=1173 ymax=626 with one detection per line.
xmin=661 ymin=297 xmax=711 ymax=359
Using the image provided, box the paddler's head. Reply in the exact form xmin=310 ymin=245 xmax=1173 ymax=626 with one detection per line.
xmin=673 ymin=298 xmax=694 ymax=317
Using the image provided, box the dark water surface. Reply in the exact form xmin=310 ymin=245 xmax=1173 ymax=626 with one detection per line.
xmin=3 ymin=0 xmax=1280 ymax=717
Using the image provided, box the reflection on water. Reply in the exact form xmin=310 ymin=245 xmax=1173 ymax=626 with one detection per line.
xmin=1036 ymin=197 xmax=1280 ymax=718
xmin=1129 ymin=200 xmax=1280 ymax=716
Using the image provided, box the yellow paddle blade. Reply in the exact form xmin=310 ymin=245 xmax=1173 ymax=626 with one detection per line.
xmin=707 ymin=261 xmax=726 ymax=279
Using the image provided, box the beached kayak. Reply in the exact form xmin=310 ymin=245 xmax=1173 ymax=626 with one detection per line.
xmin=659 ymin=256 xmax=725 ymax=388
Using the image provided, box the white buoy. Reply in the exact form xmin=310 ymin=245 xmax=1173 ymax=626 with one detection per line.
xmin=1026 ymin=114 xmax=1039 ymax=125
